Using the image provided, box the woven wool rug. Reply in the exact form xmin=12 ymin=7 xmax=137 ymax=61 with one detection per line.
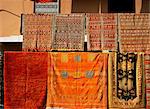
xmin=4 ymin=52 xmax=48 ymax=109
xmin=35 ymin=1 xmax=59 ymax=13
xmin=0 ymin=52 xmax=3 ymax=105
xmin=119 ymin=13 xmax=150 ymax=52
xmin=52 ymin=14 xmax=85 ymax=51
xmin=86 ymin=13 xmax=117 ymax=51
xmin=145 ymin=52 xmax=150 ymax=109
xmin=46 ymin=52 xmax=108 ymax=109
xmin=23 ymin=14 xmax=53 ymax=51
xmin=108 ymin=52 xmax=145 ymax=109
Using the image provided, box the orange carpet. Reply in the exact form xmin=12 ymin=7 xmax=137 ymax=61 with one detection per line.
xmin=47 ymin=52 xmax=108 ymax=109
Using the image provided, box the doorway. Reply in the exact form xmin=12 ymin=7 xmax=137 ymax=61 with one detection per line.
xmin=108 ymin=0 xmax=135 ymax=13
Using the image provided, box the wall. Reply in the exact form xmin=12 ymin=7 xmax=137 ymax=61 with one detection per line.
xmin=60 ymin=0 xmax=72 ymax=14
xmin=0 ymin=0 xmax=34 ymax=36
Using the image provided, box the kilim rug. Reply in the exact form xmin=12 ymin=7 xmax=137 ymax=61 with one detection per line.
xmin=4 ymin=52 xmax=48 ymax=109
xmin=86 ymin=13 xmax=117 ymax=51
xmin=23 ymin=14 xmax=53 ymax=51
xmin=119 ymin=13 xmax=150 ymax=52
xmin=108 ymin=52 xmax=145 ymax=109
xmin=35 ymin=1 xmax=59 ymax=13
xmin=46 ymin=52 xmax=108 ymax=109
xmin=52 ymin=14 xmax=85 ymax=51
xmin=0 ymin=52 xmax=3 ymax=105
xmin=145 ymin=52 xmax=150 ymax=109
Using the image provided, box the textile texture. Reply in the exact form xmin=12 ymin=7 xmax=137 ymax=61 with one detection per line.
xmin=108 ymin=52 xmax=145 ymax=109
xmin=53 ymin=14 xmax=85 ymax=51
xmin=145 ymin=52 xmax=150 ymax=109
xmin=4 ymin=52 xmax=48 ymax=109
xmin=119 ymin=13 xmax=150 ymax=52
xmin=0 ymin=52 xmax=3 ymax=105
xmin=47 ymin=52 xmax=108 ymax=108
xmin=23 ymin=14 xmax=53 ymax=51
xmin=86 ymin=13 xmax=117 ymax=51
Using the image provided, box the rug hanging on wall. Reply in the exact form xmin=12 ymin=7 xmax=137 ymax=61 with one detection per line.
xmin=119 ymin=13 xmax=150 ymax=52
xmin=35 ymin=0 xmax=59 ymax=13
xmin=145 ymin=52 xmax=150 ymax=109
xmin=36 ymin=0 xmax=57 ymax=3
xmin=52 ymin=14 xmax=85 ymax=51
xmin=108 ymin=52 xmax=145 ymax=109
xmin=22 ymin=14 xmax=53 ymax=51
xmin=86 ymin=13 xmax=117 ymax=51
xmin=46 ymin=52 xmax=108 ymax=108
xmin=4 ymin=52 xmax=48 ymax=109
xmin=0 ymin=51 xmax=3 ymax=105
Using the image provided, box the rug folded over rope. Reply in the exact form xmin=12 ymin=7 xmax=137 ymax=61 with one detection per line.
xmin=4 ymin=52 xmax=48 ymax=109
xmin=119 ymin=13 xmax=150 ymax=52
xmin=23 ymin=14 xmax=53 ymax=51
xmin=53 ymin=14 xmax=85 ymax=51
xmin=36 ymin=0 xmax=57 ymax=3
xmin=35 ymin=1 xmax=59 ymax=13
xmin=108 ymin=52 xmax=145 ymax=109
xmin=86 ymin=13 xmax=117 ymax=51
xmin=46 ymin=52 xmax=108 ymax=109
xmin=145 ymin=52 xmax=150 ymax=109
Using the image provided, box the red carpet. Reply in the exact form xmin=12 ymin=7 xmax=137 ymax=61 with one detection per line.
xmin=4 ymin=52 xmax=48 ymax=109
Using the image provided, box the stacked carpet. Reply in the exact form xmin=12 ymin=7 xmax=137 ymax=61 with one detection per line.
xmin=4 ymin=52 xmax=48 ymax=109
xmin=108 ymin=52 xmax=145 ymax=109
xmin=119 ymin=13 xmax=150 ymax=52
xmin=0 ymin=52 xmax=3 ymax=105
xmin=86 ymin=13 xmax=117 ymax=51
xmin=46 ymin=52 xmax=108 ymax=108
xmin=145 ymin=52 xmax=150 ymax=109
xmin=53 ymin=14 xmax=85 ymax=51
xmin=23 ymin=14 xmax=53 ymax=51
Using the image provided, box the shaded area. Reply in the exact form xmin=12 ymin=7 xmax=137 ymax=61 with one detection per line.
xmin=72 ymin=0 xmax=100 ymax=13
xmin=108 ymin=0 xmax=135 ymax=13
